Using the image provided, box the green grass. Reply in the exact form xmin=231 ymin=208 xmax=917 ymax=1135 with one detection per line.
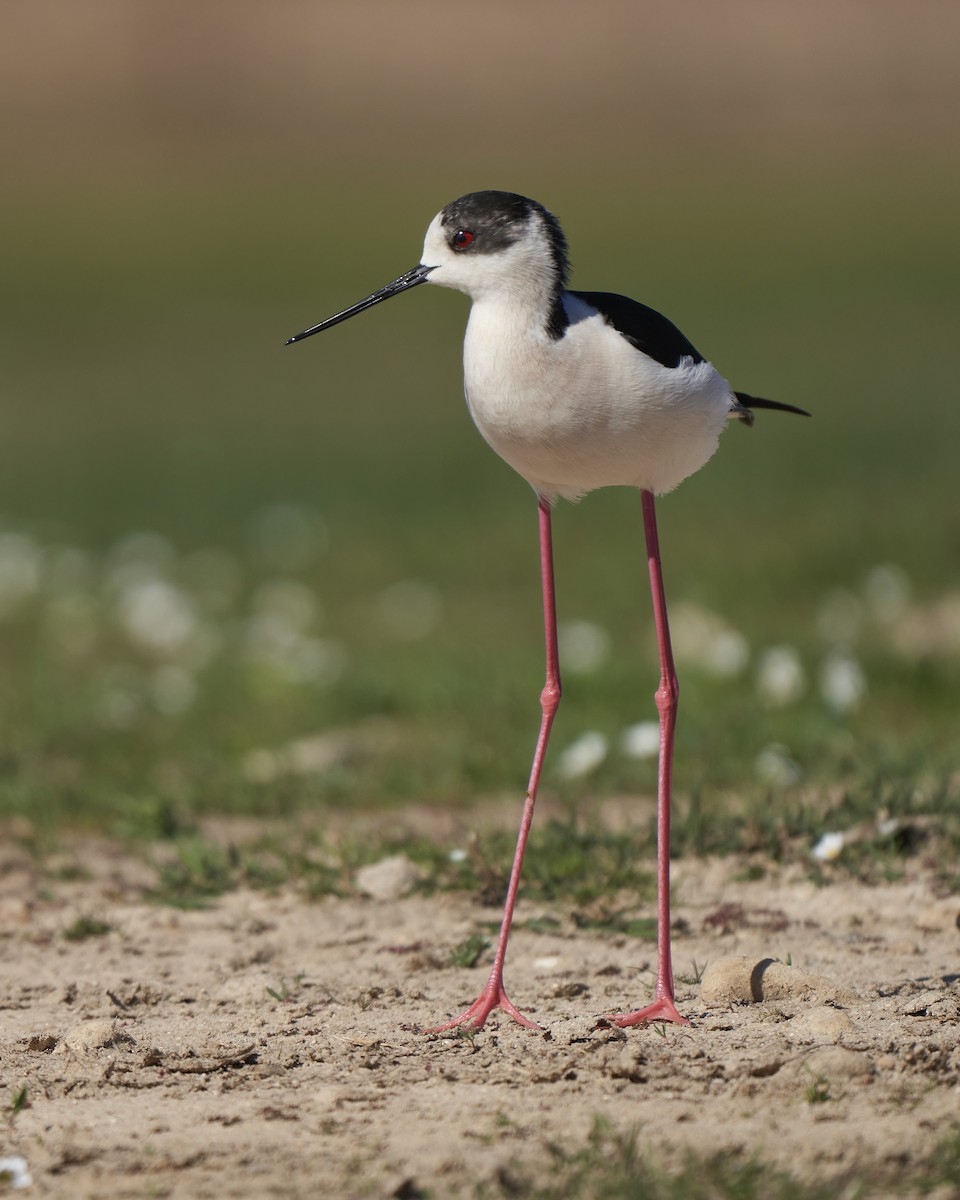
xmin=125 ymin=815 xmax=654 ymax=911
xmin=62 ymin=914 xmax=113 ymax=941
xmin=16 ymin=796 xmax=949 ymax=917
xmin=0 ymin=166 xmax=958 ymax=845
xmin=478 ymin=1119 xmax=960 ymax=1200
xmin=449 ymin=934 xmax=492 ymax=969
xmin=7 ymin=1084 xmax=29 ymax=1129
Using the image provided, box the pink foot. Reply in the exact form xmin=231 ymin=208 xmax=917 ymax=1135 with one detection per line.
xmin=428 ymin=975 xmax=542 ymax=1034
xmin=603 ymin=992 xmax=691 ymax=1028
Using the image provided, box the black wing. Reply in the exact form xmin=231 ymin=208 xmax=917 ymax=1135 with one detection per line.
xmin=571 ymin=292 xmax=812 ymax=417
xmin=569 ymin=290 xmax=705 ymax=368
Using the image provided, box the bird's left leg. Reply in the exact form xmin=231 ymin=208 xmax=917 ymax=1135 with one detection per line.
xmin=605 ymin=489 xmax=690 ymax=1028
xmin=429 ymin=496 xmax=561 ymax=1034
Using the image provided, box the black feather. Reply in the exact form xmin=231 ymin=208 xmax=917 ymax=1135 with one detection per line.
xmin=735 ymin=392 xmax=811 ymax=418
xmin=441 ymin=192 xmax=571 ymax=340
xmin=570 ymin=291 xmax=705 ymax=369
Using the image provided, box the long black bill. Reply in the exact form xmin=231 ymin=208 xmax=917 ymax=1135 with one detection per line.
xmin=285 ymin=264 xmax=434 ymax=345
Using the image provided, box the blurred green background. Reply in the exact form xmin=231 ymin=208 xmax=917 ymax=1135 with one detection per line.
xmin=1 ymin=1 xmax=957 ymax=843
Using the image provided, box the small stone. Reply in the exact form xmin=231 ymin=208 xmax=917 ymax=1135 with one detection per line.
xmin=784 ymin=1005 xmax=857 ymax=1043
xmin=354 ymin=854 xmax=423 ymax=902
xmin=59 ymin=1019 xmax=134 ymax=1054
xmin=787 ymin=1044 xmax=875 ymax=1084
xmin=699 ymin=956 xmax=857 ymax=1008
xmin=699 ymin=955 xmax=755 ymax=1005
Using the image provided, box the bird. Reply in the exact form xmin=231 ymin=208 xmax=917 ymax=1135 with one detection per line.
xmin=287 ymin=190 xmax=808 ymax=1034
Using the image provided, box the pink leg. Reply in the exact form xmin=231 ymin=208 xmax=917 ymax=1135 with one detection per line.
xmin=605 ymin=490 xmax=690 ymax=1028
xmin=429 ymin=497 xmax=561 ymax=1034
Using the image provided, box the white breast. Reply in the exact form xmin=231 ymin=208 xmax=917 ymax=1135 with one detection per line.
xmin=462 ymin=295 xmax=733 ymax=501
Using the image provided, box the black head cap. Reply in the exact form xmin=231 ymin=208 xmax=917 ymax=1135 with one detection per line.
xmin=439 ymin=191 xmax=570 ymax=289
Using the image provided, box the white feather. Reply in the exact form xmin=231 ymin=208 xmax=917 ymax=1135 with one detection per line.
xmin=420 ymin=209 xmax=734 ymax=501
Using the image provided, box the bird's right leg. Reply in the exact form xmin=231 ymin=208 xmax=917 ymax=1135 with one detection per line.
xmin=428 ymin=496 xmax=561 ymax=1034
xmin=605 ymin=489 xmax=690 ymax=1028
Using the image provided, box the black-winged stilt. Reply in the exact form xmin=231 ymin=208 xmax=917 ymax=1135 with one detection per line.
xmin=288 ymin=190 xmax=808 ymax=1033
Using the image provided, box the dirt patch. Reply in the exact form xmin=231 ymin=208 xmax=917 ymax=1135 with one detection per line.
xmin=1 ymin=823 xmax=958 ymax=1198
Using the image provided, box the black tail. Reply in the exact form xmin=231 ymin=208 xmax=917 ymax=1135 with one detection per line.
xmin=735 ymin=391 xmax=811 ymax=422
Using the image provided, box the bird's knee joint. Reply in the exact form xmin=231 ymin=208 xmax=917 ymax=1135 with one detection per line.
xmin=540 ymin=681 xmax=562 ymax=715
xmin=655 ymin=674 xmax=679 ymax=714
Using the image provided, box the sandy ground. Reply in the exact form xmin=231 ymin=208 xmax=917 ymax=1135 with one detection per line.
xmin=1 ymin=815 xmax=958 ymax=1199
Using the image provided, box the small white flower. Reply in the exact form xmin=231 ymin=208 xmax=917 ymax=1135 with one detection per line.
xmin=620 ymin=721 xmax=661 ymax=760
xmin=863 ymin=564 xmax=911 ymax=624
xmin=243 ymin=578 xmax=341 ymax=682
xmin=242 ymin=747 xmax=280 ymax=783
xmin=448 ymin=848 xmax=468 ymax=864
xmin=705 ymin=629 xmax=750 ymax=676
xmin=0 ymin=532 xmax=42 ymax=616
xmin=820 ymin=653 xmax=866 ymax=712
xmin=244 ymin=615 xmax=346 ymax=685
xmin=556 ymin=731 xmax=608 ymax=779
xmin=558 ymin=620 xmax=610 ymax=673
xmin=756 ymin=646 xmax=806 ymax=706
xmin=116 ymin=578 xmax=199 ymax=657
xmin=671 ymin=602 xmax=749 ymax=677
xmin=811 ymin=831 xmax=845 ymax=862
xmin=755 ymin=743 xmax=801 ymax=787
xmin=0 ymin=1155 xmax=32 ymax=1190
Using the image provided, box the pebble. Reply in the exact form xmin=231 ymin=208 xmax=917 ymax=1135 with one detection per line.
xmin=784 ymin=1005 xmax=857 ymax=1043
xmin=699 ymin=956 xmax=857 ymax=1007
xmin=784 ymin=1044 xmax=875 ymax=1083
xmin=58 ymin=1019 xmax=135 ymax=1054
xmin=354 ymin=854 xmax=423 ymax=901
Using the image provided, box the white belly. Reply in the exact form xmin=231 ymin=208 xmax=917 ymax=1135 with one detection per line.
xmin=463 ymin=306 xmax=733 ymax=501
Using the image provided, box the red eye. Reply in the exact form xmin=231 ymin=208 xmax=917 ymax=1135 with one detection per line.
xmin=452 ymin=229 xmax=475 ymax=250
